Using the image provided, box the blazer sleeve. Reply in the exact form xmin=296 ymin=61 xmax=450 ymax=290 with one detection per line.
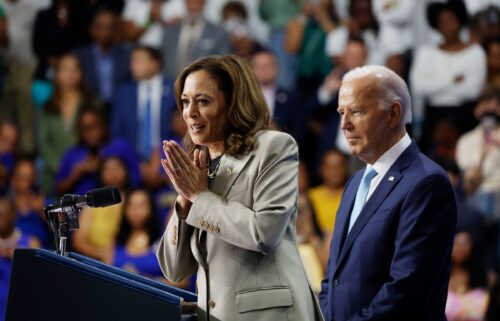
xmin=347 ymin=173 xmax=457 ymax=321
xmin=185 ymin=133 xmax=299 ymax=254
xmin=156 ymin=211 xmax=198 ymax=283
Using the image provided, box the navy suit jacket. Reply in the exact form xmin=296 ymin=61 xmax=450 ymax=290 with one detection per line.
xmin=74 ymin=44 xmax=131 ymax=101
xmin=319 ymin=142 xmax=457 ymax=321
xmin=272 ymin=87 xmax=304 ymax=141
xmin=111 ymin=78 xmax=177 ymax=150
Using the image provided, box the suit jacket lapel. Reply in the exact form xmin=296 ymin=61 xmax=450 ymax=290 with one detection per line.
xmin=211 ymin=152 xmax=254 ymax=198
xmin=196 ymin=151 xmax=253 ymax=243
xmin=333 ymin=142 xmax=418 ymax=275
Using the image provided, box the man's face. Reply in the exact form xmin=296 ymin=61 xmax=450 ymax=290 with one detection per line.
xmin=130 ymin=50 xmax=160 ymax=80
xmin=338 ymin=78 xmax=399 ymax=164
xmin=90 ymin=12 xmax=115 ymax=46
xmin=250 ymin=52 xmax=278 ymax=87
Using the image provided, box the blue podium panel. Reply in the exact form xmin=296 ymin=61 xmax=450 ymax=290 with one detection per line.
xmin=6 ymin=249 xmax=197 ymax=321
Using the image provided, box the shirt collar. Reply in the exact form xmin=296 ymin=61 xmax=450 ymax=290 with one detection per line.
xmin=371 ymin=132 xmax=411 ymax=178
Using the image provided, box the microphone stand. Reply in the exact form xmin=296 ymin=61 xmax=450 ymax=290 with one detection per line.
xmin=44 ymin=194 xmax=82 ymax=256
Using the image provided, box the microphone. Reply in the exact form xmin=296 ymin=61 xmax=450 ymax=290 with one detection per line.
xmin=47 ymin=187 xmax=122 ymax=214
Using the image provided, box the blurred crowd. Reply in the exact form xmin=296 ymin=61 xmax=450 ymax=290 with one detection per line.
xmin=0 ymin=0 xmax=499 ymax=320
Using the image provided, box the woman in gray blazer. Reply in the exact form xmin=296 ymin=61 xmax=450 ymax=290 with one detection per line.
xmin=157 ymin=54 xmax=323 ymax=321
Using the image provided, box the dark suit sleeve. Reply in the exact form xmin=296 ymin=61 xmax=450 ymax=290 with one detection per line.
xmin=348 ymin=174 xmax=456 ymax=321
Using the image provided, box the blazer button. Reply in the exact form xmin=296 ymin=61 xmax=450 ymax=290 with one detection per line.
xmin=198 ymin=218 xmax=204 ymax=226
xmin=208 ymin=300 xmax=216 ymax=309
xmin=333 ymin=279 xmax=339 ymax=287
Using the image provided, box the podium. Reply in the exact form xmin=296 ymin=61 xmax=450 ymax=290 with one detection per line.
xmin=5 ymin=249 xmax=197 ymax=321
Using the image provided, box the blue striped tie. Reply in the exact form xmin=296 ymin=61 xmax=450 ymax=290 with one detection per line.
xmin=348 ymin=166 xmax=378 ymax=232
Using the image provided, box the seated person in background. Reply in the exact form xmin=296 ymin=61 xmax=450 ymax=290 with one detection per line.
xmin=9 ymin=157 xmax=50 ymax=247
xmin=446 ymin=227 xmax=489 ymax=321
xmin=0 ymin=122 xmax=18 ymax=195
xmin=112 ymin=46 xmax=176 ymax=188
xmin=39 ymin=53 xmax=102 ymax=197
xmin=112 ymin=188 xmax=161 ymax=276
xmin=56 ymin=108 xmax=140 ymax=196
xmin=74 ymin=6 xmax=131 ymax=108
xmin=456 ymin=87 xmax=500 ymax=218
xmin=308 ymin=149 xmax=349 ymax=236
xmin=112 ymin=187 xmax=190 ymax=289
xmin=72 ymin=155 xmax=129 ymax=262
xmin=0 ymin=196 xmax=40 ymax=319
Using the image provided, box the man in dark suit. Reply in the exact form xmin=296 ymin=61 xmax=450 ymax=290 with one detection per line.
xmin=250 ymin=49 xmax=303 ymax=143
xmin=112 ymin=46 xmax=176 ymax=162
xmin=161 ymin=0 xmax=230 ymax=79
xmin=319 ymin=65 xmax=457 ymax=321
xmin=74 ymin=7 xmax=131 ymax=105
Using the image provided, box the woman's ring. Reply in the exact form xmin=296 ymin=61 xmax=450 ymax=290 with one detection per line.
xmin=173 ymin=167 xmax=181 ymax=171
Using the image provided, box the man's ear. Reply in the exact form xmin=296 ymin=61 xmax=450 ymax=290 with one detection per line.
xmin=388 ymin=101 xmax=403 ymax=129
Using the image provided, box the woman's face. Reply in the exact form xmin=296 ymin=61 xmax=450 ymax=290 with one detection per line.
xmin=181 ymin=70 xmax=228 ymax=150
xmin=452 ymin=231 xmax=473 ymax=265
xmin=79 ymin=112 xmax=106 ymax=147
xmin=56 ymin=55 xmax=82 ymax=90
xmin=101 ymin=157 xmax=128 ymax=188
xmin=437 ymin=10 xmax=461 ymax=39
xmin=125 ymin=190 xmax=151 ymax=229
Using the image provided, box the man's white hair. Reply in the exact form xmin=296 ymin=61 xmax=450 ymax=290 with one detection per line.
xmin=343 ymin=65 xmax=412 ymax=125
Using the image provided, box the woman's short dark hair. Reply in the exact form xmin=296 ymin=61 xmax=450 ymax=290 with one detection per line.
xmin=174 ymin=54 xmax=270 ymax=157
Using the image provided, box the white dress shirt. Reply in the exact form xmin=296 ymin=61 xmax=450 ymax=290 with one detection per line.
xmin=366 ymin=133 xmax=412 ymax=200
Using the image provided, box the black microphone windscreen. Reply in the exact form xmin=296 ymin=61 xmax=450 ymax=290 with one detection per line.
xmin=87 ymin=187 xmax=122 ymax=207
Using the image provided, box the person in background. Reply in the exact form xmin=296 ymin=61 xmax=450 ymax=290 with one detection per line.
xmin=446 ymin=228 xmax=489 ymax=321
xmin=56 ymin=108 xmax=140 ymax=196
xmin=33 ymin=0 xmax=90 ymax=81
xmin=112 ymin=46 xmax=176 ymax=188
xmin=0 ymin=0 xmax=49 ymax=153
xmin=484 ymin=37 xmax=500 ymax=92
xmin=410 ymin=0 xmax=486 ymax=154
xmin=308 ymin=149 xmax=349 ymax=236
xmin=0 ymin=196 xmax=40 ymax=321
xmin=9 ymin=156 xmax=49 ymax=248
xmin=456 ymin=87 xmax=500 ymax=218
xmin=161 ymin=0 xmax=230 ymax=79
xmin=221 ymin=1 xmax=261 ymax=61
xmin=0 ymin=121 xmax=18 ymax=195
xmin=122 ymin=0 xmax=173 ymax=48
xmin=259 ymin=0 xmax=303 ymax=90
xmin=72 ymin=155 xmax=129 ymax=262
xmin=38 ymin=53 xmax=102 ymax=196
xmin=112 ymin=187 xmax=194 ymax=289
xmin=285 ymin=0 xmax=337 ymax=96
xmin=74 ymin=6 xmax=131 ymax=108
xmin=249 ymin=49 xmax=302 ymax=140
xmin=297 ymin=159 xmax=330 ymax=292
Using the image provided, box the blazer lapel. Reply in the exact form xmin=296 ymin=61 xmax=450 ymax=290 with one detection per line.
xmin=333 ymin=142 xmax=419 ymax=276
xmin=211 ymin=152 xmax=254 ymax=198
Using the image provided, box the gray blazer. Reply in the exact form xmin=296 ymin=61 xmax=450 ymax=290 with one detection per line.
xmin=157 ymin=130 xmax=323 ymax=321
xmin=162 ymin=20 xmax=231 ymax=80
